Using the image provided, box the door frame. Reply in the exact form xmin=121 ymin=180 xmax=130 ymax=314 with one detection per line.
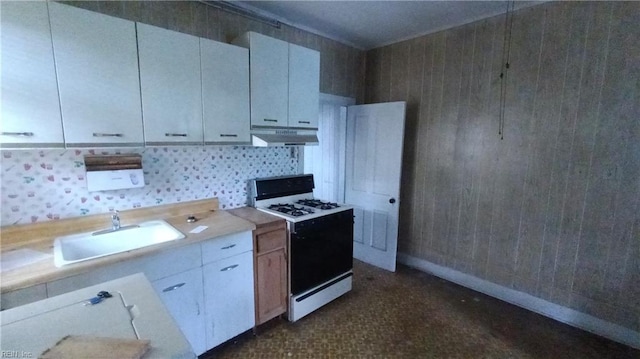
xmin=300 ymin=93 xmax=355 ymax=202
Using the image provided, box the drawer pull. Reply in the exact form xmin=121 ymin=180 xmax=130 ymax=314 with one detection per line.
xmin=221 ymin=244 xmax=236 ymax=250
xmin=220 ymin=134 xmax=238 ymax=137
xmin=165 ymin=133 xmax=188 ymax=137
xmin=298 ymin=121 xmax=311 ymax=124
xmin=220 ymin=264 xmax=239 ymax=272
xmin=93 ymin=132 xmax=123 ymax=137
xmin=1 ymin=132 xmax=34 ymax=137
xmin=263 ymin=119 xmax=278 ymax=123
xmin=162 ymin=282 xmax=185 ymax=292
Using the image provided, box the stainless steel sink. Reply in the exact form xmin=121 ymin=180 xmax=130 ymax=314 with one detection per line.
xmin=53 ymin=220 xmax=185 ymax=267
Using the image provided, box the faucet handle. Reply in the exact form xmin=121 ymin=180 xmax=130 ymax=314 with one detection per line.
xmin=111 ymin=210 xmax=119 ymax=219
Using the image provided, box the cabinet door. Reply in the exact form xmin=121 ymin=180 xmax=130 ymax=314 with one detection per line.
xmin=138 ymin=23 xmax=203 ymax=145
xmin=203 ymin=251 xmax=255 ymax=349
xmin=288 ymin=44 xmax=320 ymax=129
xmin=245 ymin=32 xmax=289 ymax=128
xmin=256 ymin=249 xmax=287 ymax=324
xmin=48 ymin=2 xmax=143 ymax=147
xmin=0 ymin=1 xmax=63 ymax=148
xmin=152 ymin=267 xmax=206 ymax=356
xmin=201 ymin=39 xmax=250 ymax=144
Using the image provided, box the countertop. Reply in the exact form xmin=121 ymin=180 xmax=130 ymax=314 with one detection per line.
xmin=0 ymin=202 xmax=256 ymax=293
xmin=227 ymin=207 xmax=286 ymax=228
xmin=0 ymin=273 xmax=195 ymax=358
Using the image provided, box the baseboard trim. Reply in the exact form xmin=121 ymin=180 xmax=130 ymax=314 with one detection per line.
xmin=397 ymin=253 xmax=640 ymax=349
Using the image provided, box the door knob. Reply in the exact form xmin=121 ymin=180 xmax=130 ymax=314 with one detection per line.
xmin=389 ymin=198 xmax=396 ymax=204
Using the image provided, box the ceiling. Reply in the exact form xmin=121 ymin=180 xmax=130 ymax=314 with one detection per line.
xmin=236 ymin=1 xmax=541 ymax=50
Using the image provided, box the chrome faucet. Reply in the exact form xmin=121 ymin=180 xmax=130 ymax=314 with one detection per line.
xmin=111 ymin=210 xmax=121 ymax=231
xmin=92 ymin=209 xmax=138 ymax=236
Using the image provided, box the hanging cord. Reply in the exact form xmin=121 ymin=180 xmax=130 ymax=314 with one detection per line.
xmin=498 ymin=1 xmax=515 ymax=140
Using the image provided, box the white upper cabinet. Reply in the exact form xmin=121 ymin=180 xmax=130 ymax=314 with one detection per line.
xmin=234 ymin=32 xmax=289 ymax=128
xmin=200 ymin=39 xmax=250 ymax=144
xmin=138 ymin=23 xmax=203 ymax=145
xmin=234 ymin=32 xmax=320 ymax=130
xmin=0 ymin=1 xmax=64 ymax=148
xmin=288 ymin=43 xmax=320 ymax=129
xmin=48 ymin=2 xmax=143 ymax=147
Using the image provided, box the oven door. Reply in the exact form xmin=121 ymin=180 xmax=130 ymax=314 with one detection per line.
xmin=290 ymin=209 xmax=354 ymax=295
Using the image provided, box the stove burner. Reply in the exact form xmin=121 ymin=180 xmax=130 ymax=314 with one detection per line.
xmin=268 ymin=203 xmax=315 ymax=217
xmin=296 ymin=199 xmax=340 ymax=210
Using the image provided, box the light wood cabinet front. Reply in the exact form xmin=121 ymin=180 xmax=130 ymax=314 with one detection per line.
xmin=254 ymin=224 xmax=287 ymax=325
xmin=256 ymin=249 xmax=287 ymax=323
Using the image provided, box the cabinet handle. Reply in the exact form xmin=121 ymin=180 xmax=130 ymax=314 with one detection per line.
xmin=1 ymin=132 xmax=34 ymax=137
xmin=298 ymin=121 xmax=311 ymax=124
xmin=219 ymin=134 xmax=238 ymax=137
xmin=162 ymin=282 xmax=186 ymax=292
xmin=221 ymin=244 xmax=236 ymax=250
xmin=93 ymin=133 xmax=123 ymax=137
xmin=263 ymin=119 xmax=278 ymax=123
xmin=220 ymin=264 xmax=239 ymax=272
xmin=165 ymin=133 xmax=188 ymax=137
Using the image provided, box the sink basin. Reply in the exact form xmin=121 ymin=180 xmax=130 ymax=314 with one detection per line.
xmin=54 ymin=220 xmax=185 ymax=267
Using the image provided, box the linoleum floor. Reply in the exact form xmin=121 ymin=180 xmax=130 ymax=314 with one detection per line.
xmin=202 ymin=260 xmax=638 ymax=358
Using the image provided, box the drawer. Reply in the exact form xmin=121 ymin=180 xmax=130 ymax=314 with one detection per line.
xmin=201 ymin=230 xmax=252 ymax=265
xmin=256 ymin=228 xmax=286 ymax=254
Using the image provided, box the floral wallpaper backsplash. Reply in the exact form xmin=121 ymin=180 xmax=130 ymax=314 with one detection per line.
xmin=0 ymin=146 xmax=298 ymax=226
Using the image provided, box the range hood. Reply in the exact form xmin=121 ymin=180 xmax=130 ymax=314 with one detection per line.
xmin=251 ymin=128 xmax=319 ymax=146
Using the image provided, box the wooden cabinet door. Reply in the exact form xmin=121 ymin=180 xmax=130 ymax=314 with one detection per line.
xmin=256 ymin=249 xmax=287 ymax=324
xmin=0 ymin=1 xmax=63 ymax=148
xmin=203 ymin=251 xmax=255 ymax=349
xmin=242 ymin=32 xmax=289 ymax=128
xmin=49 ymin=2 xmax=143 ymax=147
xmin=201 ymin=39 xmax=250 ymax=144
xmin=137 ymin=23 xmax=203 ymax=145
xmin=152 ymin=267 xmax=206 ymax=356
xmin=288 ymin=43 xmax=320 ymax=129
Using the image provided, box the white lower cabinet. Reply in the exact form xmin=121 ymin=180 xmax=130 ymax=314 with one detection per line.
xmin=4 ymin=231 xmax=256 ymax=353
xmin=152 ymin=267 xmax=206 ymax=356
xmin=46 ymin=243 xmax=202 ymax=297
xmin=203 ymin=250 xmax=255 ymax=349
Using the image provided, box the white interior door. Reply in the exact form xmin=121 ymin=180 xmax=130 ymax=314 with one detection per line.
xmin=346 ymin=102 xmax=406 ymax=272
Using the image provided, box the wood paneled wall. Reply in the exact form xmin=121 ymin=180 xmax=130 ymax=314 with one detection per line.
xmin=63 ymin=1 xmax=366 ymax=102
xmin=366 ymin=1 xmax=639 ymax=331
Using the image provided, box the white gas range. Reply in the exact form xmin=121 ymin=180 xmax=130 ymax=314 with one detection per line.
xmin=254 ymin=194 xmax=353 ymax=222
xmin=249 ymin=174 xmax=354 ymax=322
